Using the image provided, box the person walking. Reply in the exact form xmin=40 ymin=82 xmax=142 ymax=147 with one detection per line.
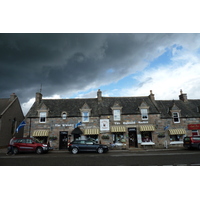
xmin=6 ymin=137 xmax=16 ymax=155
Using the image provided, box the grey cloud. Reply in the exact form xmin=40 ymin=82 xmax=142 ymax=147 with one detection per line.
xmin=0 ymin=33 xmax=200 ymax=105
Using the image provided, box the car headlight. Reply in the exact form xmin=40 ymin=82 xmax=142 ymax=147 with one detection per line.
xmin=43 ymin=144 xmax=47 ymax=147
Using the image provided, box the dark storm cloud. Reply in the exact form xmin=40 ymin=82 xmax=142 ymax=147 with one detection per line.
xmin=0 ymin=33 xmax=199 ymax=104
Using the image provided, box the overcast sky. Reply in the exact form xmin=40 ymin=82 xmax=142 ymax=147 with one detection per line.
xmin=1 ymin=33 xmax=200 ymax=115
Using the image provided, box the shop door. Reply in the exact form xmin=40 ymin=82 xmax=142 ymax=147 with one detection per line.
xmin=59 ymin=131 xmax=68 ymax=149
xmin=128 ymin=128 xmax=138 ymax=147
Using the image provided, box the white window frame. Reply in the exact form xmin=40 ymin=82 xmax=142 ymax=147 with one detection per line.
xmin=113 ymin=109 xmax=121 ymax=121
xmin=62 ymin=112 xmax=67 ymax=119
xmin=82 ymin=111 xmax=89 ymax=122
xmin=172 ymin=112 xmax=180 ymax=123
xmin=141 ymin=109 xmax=148 ymax=120
xmin=39 ymin=112 xmax=46 ymax=123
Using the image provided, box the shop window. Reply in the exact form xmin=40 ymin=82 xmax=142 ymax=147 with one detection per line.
xmin=113 ymin=109 xmax=121 ymax=121
xmin=192 ymin=130 xmax=198 ymax=136
xmin=82 ymin=111 xmax=89 ymax=122
xmin=141 ymin=109 xmax=148 ymax=120
xmin=113 ymin=133 xmax=124 ymax=143
xmin=172 ymin=112 xmax=180 ymax=123
xmin=170 ymin=134 xmax=183 ymax=141
xmin=39 ymin=112 xmax=46 ymax=123
xmin=141 ymin=132 xmax=152 ymax=142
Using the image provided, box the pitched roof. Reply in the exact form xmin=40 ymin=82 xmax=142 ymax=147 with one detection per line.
xmin=26 ymin=96 xmax=160 ymax=117
xmin=155 ymin=99 xmax=200 ymax=118
xmin=0 ymin=98 xmax=10 ymax=115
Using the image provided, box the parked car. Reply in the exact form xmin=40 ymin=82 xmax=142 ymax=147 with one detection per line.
xmin=68 ymin=140 xmax=109 ymax=154
xmin=183 ymin=136 xmax=200 ymax=149
xmin=8 ymin=137 xmax=49 ymax=154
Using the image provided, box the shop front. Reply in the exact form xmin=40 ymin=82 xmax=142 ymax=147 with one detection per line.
xmin=188 ymin=124 xmax=200 ymax=136
xmin=128 ymin=127 xmax=138 ymax=148
xmin=32 ymin=130 xmax=49 ymax=144
xmin=168 ymin=128 xmax=186 ymax=146
xmin=139 ymin=125 xmax=155 ymax=147
xmin=111 ymin=126 xmax=127 ymax=149
xmin=84 ymin=128 xmax=100 ymax=143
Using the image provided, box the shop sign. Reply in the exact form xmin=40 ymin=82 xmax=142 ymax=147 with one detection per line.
xmin=188 ymin=124 xmax=200 ymax=130
xmin=138 ymin=121 xmax=148 ymax=124
xmin=123 ymin=121 xmax=136 ymax=125
xmin=55 ymin=124 xmax=74 ymax=127
xmin=100 ymin=119 xmax=110 ymax=131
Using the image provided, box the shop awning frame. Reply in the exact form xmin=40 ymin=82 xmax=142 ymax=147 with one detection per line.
xmin=139 ymin=125 xmax=155 ymax=132
xmin=32 ymin=130 xmax=49 ymax=137
xmin=111 ymin=126 xmax=126 ymax=132
xmin=84 ymin=129 xmax=100 ymax=135
xmin=168 ymin=129 xmax=186 ymax=135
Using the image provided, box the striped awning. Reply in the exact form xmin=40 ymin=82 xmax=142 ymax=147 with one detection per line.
xmin=84 ymin=129 xmax=100 ymax=135
xmin=32 ymin=130 xmax=49 ymax=137
xmin=139 ymin=125 xmax=155 ymax=132
xmin=111 ymin=126 xmax=126 ymax=132
xmin=168 ymin=129 xmax=186 ymax=135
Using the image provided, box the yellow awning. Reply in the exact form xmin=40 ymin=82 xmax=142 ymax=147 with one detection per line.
xmin=168 ymin=129 xmax=186 ymax=135
xmin=32 ymin=130 xmax=49 ymax=137
xmin=111 ymin=126 xmax=126 ymax=132
xmin=140 ymin=125 xmax=155 ymax=132
xmin=84 ymin=129 xmax=100 ymax=135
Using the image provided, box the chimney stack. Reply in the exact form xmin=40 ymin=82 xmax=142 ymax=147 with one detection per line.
xmin=36 ymin=92 xmax=42 ymax=104
xmin=179 ymin=89 xmax=188 ymax=102
xmin=9 ymin=93 xmax=17 ymax=102
xmin=149 ymin=90 xmax=155 ymax=101
xmin=97 ymin=89 xmax=102 ymax=101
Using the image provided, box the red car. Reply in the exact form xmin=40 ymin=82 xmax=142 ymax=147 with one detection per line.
xmin=183 ymin=136 xmax=200 ymax=149
xmin=8 ymin=137 xmax=49 ymax=154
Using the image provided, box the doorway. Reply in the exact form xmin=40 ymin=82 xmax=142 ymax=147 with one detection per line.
xmin=128 ymin=128 xmax=138 ymax=147
xmin=59 ymin=131 xmax=68 ymax=149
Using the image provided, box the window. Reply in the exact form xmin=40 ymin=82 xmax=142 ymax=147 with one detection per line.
xmin=62 ymin=112 xmax=67 ymax=119
xmin=113 ymin=109 xmax=121 ymax=121
xmin=172 ymin=112 xmax=180 ymax=123
xmin=39 ymin=112 xmax=46 ymax=123
xmin=141 ymin=132 xmax=152 ymax=142
xmin=192 ymin=130 xmax=198 ymax=136
xmin=141 ymin=109 xmax=148 ymax=120
xmin=82 ymin=111 xmax=89 ymax=122
xmin=170 ymin=134 xmax=183 ymax=141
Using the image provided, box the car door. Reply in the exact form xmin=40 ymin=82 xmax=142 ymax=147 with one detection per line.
xmin=25 ymin=139 xmax=37 ymax=152
xmin=78 ymin=140 xmax=88 ymax=151
xmin=15 ymin=139 xmax=27 ymax=152
xmin=85 ymin=141 xmax=96 ymax=151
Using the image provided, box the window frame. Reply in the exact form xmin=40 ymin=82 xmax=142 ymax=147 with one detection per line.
xmin=113 ymin=109 xmax=121 ymax=121
xmin=172 ymin=112 xmax=180 ymax=123
xmin=141 ymin=108 xmax=148 ymax=120
xmin=82 ymin=111 xmax=89 ymax=122
xmin=39 ymin=112 xmax=47 ymax=123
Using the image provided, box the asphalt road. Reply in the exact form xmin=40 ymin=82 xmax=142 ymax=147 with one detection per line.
xmin=1 ymin=149 xmax=200 ymax=166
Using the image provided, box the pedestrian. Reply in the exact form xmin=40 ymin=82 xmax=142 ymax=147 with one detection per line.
xmin=6 ymin=137 xmax=16 ymax=155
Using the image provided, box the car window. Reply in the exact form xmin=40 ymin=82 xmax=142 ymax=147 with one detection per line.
xmin=17 ymin=139 xmax=26 ymax=143
xmin=86 ymin=141 xmax=93 ymax=145
xmin=80 ymin=141 xmax=85 ymax=144
xmin=26 ymin=139 xmax=33 ymax=143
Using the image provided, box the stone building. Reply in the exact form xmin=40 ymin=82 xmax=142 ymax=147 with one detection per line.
xmin=24 ymin=89 xmax=200 ymax=150
xmin=0 ymin=93 xmax=24 ymax=147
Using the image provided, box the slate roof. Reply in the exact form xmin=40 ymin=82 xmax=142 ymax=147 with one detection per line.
xmin=0 ymin=98 xmax=10 ymax=115
xmin=26 ymin=96 xmax=160 ymax=118
xmin=155 ymin=99 xmax=200 ymax=118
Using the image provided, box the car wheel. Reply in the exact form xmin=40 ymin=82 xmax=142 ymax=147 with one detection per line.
xmin=13 ymin=147 xmax=19 ymax=154
xmin=71 ymin=147 xmax=79 ymax=154
xmin=97 ymin=147 xmax=104 ymax=154
xmin=36 ymin=147 xmax=43 ymax=154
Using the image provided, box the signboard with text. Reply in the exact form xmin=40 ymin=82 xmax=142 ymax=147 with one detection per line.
xmin=188 ymin=124 xmax=200 ymax=130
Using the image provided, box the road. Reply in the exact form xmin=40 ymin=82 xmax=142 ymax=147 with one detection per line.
xmin=1 ymin=149 xmax=200 ymax=166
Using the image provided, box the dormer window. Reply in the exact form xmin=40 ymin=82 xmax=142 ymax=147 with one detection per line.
xmin=80 ymin=103 xmax=91 ymax=123
xmin=39 ymin=112 xmax=46 ymax=123
xmin=62 ymin=112 xmax=67 ymax=119
xmin=141 ymin=108 xmax=148 ymax=120
xmin=113 ymin=109 xmax=121 ymax=121
xmin=172 ymin=112 xmax=180 ymax=123
xmin=82 ymin=111 xmax=89 ymax=122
